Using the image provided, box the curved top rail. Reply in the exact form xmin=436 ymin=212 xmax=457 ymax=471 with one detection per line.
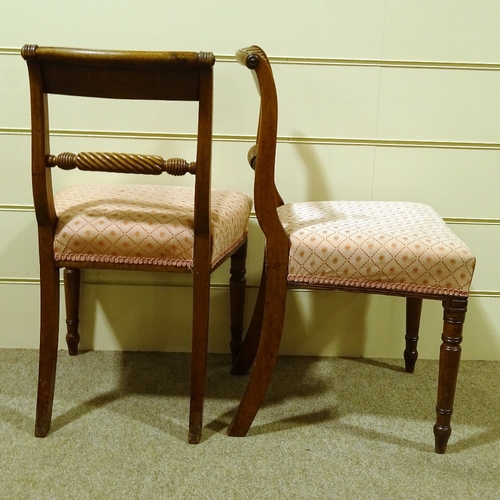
xmin=21 ymin=44 xmax=215 ymax=69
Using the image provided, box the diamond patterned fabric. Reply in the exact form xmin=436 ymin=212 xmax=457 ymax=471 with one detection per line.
xmin=278 ymin=201 xmax=475 ymax=296
xmin=53 ymin=184 xmax=252 ymax=269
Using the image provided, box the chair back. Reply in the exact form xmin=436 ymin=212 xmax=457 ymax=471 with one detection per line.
xmin=236 ymin=46 xmax=287 ymax=248
xmin=22 ymin=44 xmax=215 ymax=237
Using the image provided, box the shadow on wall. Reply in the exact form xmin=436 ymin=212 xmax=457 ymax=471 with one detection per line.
xmin=280 ymin=290 xmax=370 ymax=357
xmin=0 ymin=212 xmax=39 ymax=280
xmin=459 ymin=297 xmax=500 ymax=360
xmin=76 ymin=267 xmax=372 ymax=358
xmin=78 ymin=272 xmax=195 ymax=353
xmin=75 ymin=266 xmax=500 ymax=361
xmin=275 ymin=136 xmax=335 ymax=204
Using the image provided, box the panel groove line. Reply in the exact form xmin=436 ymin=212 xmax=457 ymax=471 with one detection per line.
xmin=5 ymin=47 xmax=500 ymax=70
xmin=0 ymin=276 xmax=259 ymax=289
xmin=1 ymin=206 xmax=499 ymax=226
xmin=3 ymin=127 xmax=500 ymax=151
xmin=0 ymin=277 xmax=495 ymax=298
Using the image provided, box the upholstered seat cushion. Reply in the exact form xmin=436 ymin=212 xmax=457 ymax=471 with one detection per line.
xmin=53 ymin=184 xmax=252 ymax=269
xmin=278 ymin=201 xmax=475 ymax=296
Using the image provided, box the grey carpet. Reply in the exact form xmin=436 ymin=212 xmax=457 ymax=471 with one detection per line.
xmin=1 ymin=349 xmax=499 ymax=499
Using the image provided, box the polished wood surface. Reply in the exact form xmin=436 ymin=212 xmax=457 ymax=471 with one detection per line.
xmin=434 ymin=297 xmax=467 ymax=454
xmin=22 ymin=44 xmax=247 ymax=444
xmin=228 ymin=45 xmax=471 ymax=454
xmin=47 ymin=152 xmax=197 ymax=176
xmin=229 ymin=243 xmax=248 ymax=360
xmin=63 ymin=268 xmax=80 ymax=356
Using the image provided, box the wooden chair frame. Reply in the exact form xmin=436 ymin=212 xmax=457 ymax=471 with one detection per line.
xmin=227 ymin=46 xmax=470 ymax=454
xmin=22 ymin=44 xmax=248 ymax=443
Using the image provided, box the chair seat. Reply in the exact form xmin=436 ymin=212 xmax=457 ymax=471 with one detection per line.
xmin=54 ymin=184 xmax=252 ymax=269
xmin=278 ymin=200 xmax=475 ymax=296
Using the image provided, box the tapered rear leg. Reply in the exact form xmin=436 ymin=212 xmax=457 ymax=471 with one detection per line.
xmin=404 ymin=297 xmax=423 ymax=373
xmin=35 ymin=262 xmax=60 ymax=437
xmin=64 ymin=268 xmax=81 ymax=356
xmin=229 ymin=241 xmax=247 ymax=362
xmin=227 ymin=265 xmax=287 ymax=437
xmin=434 ymin=297 xmax=467 ymax=454
xmin=231 ymin=257 xmax=266 ymax=375
xmin=188 ymin=264 xmax=211 ymax=444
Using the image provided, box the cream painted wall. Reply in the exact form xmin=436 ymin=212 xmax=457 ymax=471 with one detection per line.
xmin=1 ymin=1 xmax=500 ymax=359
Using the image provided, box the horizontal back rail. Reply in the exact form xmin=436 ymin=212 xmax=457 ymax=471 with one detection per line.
xmin=48 ymin=152 xmax=196 ymax=175
xmin=22 ymin=45 xmax=215 ymax=101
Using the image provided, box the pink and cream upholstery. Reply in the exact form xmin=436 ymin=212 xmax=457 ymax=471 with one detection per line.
xmin=279 ymin=201 xmax=475 ymax=296
xmin=54 ymin=184 xmax=252 ymax=270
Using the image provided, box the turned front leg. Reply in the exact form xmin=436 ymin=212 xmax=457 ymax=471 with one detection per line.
xmin=434 ymin=296 xmax=467 ymax=454
xmin=64 ymin=268 xmax=81 ymax=355
xmin=404 ymin=297 xmax=423 ymax=373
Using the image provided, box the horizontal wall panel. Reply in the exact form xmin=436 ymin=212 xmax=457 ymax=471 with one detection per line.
xmin=455 ymin=295 xmax=500 ymax=360
xmin=213 ymin=61 xmax=260 ymax=137
xmin=447 ymin=224 xmax=500 ymax=294
xmin=0 ymin=133 xmax=32 ymax=204
xmin=0 ymin=283 xmax=49 ymax=349
xmin=78 ymin=283 xmax=197 ymax=353
xmin=279 ymin=291 xmax=500 ymax=360
xmin=21 ymin=62 xmax=500 ymax=145
xmin=372 ymin=147 xmax=500 ymax=218
xmin=0 ymin=210 xmax=38 ymax=278
xmin=48 ymin=96 xmax=199 ymax=137
xmin=211 ymin=141 xmax=259 ymax=195
xmin=377 ymin=67 xmax=500 ymax=143
xmin=221 ymin=62 xmax=500 ymax=142
xmin=216 ymin=62 xmax=383 ymax=139
xmin=2 ymin=1 xmax=387 ymax=59
xmin=270 ymin=64 xmax=382 ymax=140
xmin=0 ymin=55 xmax=30 ymax=129
xmin=365 ymin=293 xmax=500 ymax=360
xmin=383 ymin=1 xmax=500 ymax=63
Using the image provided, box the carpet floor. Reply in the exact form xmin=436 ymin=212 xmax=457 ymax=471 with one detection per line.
xmin=1 ymin=349 xmax=499 ymax=499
